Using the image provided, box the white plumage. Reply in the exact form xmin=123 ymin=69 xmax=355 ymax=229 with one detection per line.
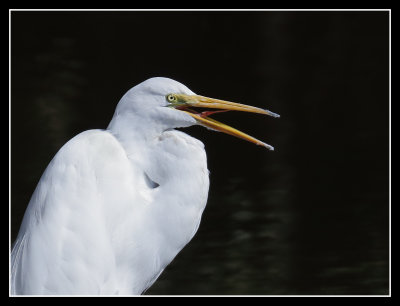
xmin=11 ymin=77 xmax=278 ymax=295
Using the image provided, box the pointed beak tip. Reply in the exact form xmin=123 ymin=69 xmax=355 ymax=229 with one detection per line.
xmin=260 ymin=142 xmax=274 ymax=151
xmin=266 ymin=110 xmax=280 ymax=118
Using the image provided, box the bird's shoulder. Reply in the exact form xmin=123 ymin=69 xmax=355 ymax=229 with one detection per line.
xmin=26 ymin=129 xmax=136 ymax=218
xmin=59 ymin=129 xmax=127 ymax=161
xmin=47 ymin=129 xmax=139 ymax=197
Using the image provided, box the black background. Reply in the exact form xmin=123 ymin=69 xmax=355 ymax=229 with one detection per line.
xmin=11 ymin=11 xmax=389 ymax=295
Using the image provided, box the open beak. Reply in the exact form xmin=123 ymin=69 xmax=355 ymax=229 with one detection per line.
xmin=171 ymin=94 xmax=280 ymax=150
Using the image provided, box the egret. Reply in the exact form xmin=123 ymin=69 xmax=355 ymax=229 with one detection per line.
xmin=11 ymin=77 xmax=279 ymax=295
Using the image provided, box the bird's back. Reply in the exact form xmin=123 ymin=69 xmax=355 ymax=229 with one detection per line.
xmin=11 ymin=130 xmax=146 ymax=295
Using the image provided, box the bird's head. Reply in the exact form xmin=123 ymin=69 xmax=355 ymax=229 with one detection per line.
xmin=113 ymin=77 xmax=279 ymax=150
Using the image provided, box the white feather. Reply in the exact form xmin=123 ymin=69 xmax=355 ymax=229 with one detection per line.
xmin=11 ymin=78 xmax=209 ymax=295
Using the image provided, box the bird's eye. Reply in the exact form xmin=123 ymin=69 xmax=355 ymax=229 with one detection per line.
xmin=166 ymin=94 xmax=177 ymax=103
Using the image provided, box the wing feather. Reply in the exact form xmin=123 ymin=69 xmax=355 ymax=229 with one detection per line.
xmin=11 ymin=130 xmax=144 ymax=295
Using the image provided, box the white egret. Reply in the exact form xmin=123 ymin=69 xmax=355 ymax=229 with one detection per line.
xmin=11 ymin=77 xmax=279 ymax=295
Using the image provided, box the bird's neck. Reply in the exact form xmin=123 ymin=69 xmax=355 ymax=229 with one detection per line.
xmin=106 ymin=112 xmax=210 ymax=293
xmin=107 ymin=112 xmax=165 ymax=153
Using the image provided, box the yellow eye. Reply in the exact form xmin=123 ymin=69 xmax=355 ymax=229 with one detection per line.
xmin=166 ymin=94 xmax=177 ymax=103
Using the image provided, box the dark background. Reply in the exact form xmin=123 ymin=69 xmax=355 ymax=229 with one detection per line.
xmin=11 ymin=11 xmax=389 ymax=295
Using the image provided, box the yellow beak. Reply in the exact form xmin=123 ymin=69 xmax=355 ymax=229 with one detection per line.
xmin=172 ymin=94 xmax=279 ymax=150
